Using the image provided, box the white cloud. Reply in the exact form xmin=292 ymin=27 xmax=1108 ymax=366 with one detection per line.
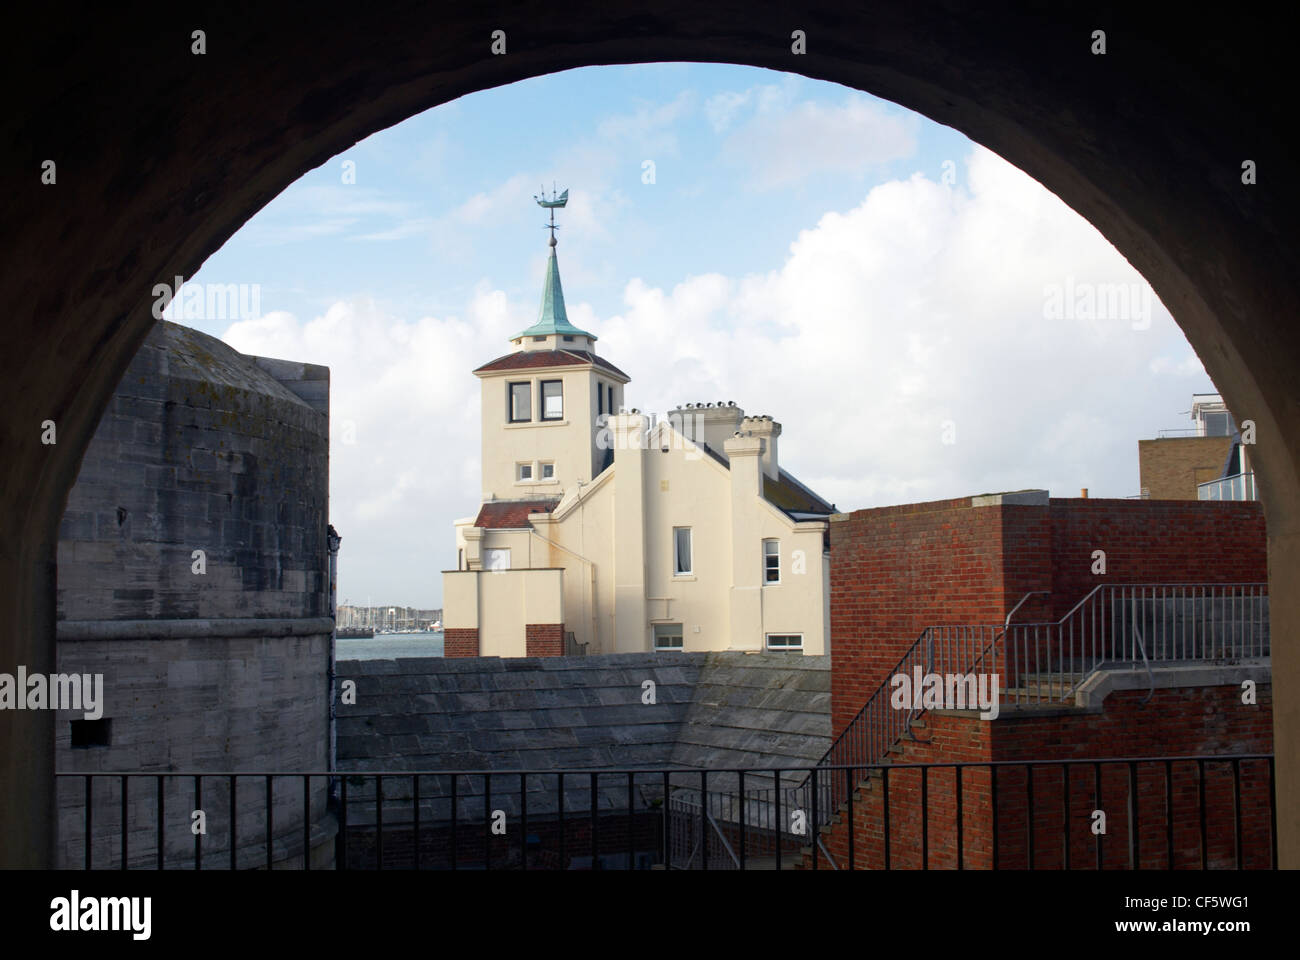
xmin=712 ymin=86 xmax=919 ymax=188
xmin=597 ymin=146 xmax=1206 ymax=509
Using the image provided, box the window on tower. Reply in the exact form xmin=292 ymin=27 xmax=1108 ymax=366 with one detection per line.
xmin=508 ymin=381 xmax=531 ymax=422
xmin=541 ymin=380 xmax=563 ymax=420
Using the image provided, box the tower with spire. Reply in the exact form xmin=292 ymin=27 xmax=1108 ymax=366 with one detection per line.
xmin=469 ymin=185 xmax=631 ymax=500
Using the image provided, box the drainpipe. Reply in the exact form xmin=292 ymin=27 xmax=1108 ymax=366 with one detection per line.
xmin=326 ymin=525 xmax=341 ymax=774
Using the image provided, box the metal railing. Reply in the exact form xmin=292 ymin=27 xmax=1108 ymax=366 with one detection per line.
xmin=1002 ymin=583 xmax=1269 ymax=705
xmin=1198 ymin=472 xmax=1258 ymax=501
xmin=55 ymin=756 xmax=1276 ymax=870
xmin=798 ymin=583 xmax=1268 ymax=826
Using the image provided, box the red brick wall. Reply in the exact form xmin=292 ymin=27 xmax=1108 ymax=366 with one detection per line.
xmin=804 ymin=683 xmax=1273 ymax=870
xmin=444 ymin=627 xmax=479 ymax=658
xmin=829 ymin=497 xmax=1012 ymax=737
xmin=831 ymin=496 xmax=1267 ymax=736
xmin=525 ymin=623 xmax=564 ymax=657
xmin=1045 ymin=499 xmax=1267 ymax=617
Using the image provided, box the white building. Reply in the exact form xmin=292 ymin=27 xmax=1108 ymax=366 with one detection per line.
xmin=443 ymin=195 xmax=834 ymax=657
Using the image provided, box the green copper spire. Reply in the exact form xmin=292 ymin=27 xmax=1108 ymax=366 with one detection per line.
xmin=513 ymin=186 xmax=596 ymax=342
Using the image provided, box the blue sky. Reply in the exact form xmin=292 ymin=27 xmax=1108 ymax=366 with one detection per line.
xmin=170 ymin=63 xmax=1213 ymax=608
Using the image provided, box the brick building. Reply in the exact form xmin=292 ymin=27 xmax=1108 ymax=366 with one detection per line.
xmin=798 ymin=488 xmax=1272 ymax=869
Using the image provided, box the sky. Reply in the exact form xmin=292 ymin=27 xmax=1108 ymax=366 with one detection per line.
xmin=167 ymin=63 xmax=1215 ymax=608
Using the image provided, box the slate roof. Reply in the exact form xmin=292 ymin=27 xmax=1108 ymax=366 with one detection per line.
xmin=473 ymin=349 xmax=629 ymax=380
xmin=697 ymin=442 xmax=834 ymax=519
xmin=473 ymin=498 xmax=561 ymax=529
xmin=763 ymin=468 xmax=836 ymax=517
xmin=335 ymin=651 xmax=832 ymax=823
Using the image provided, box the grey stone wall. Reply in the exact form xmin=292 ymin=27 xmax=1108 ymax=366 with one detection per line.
xmin=55 ymin=321 xmax=334 ymax=868
xmin=57 ymin=321 xmax=329 ymax=623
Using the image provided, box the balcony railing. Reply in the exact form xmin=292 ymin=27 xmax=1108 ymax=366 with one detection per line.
xmin=56 ymin=756 xmax=1276 ymax=870
xmin=1198 ymin=472 xmax=1257 ymax=501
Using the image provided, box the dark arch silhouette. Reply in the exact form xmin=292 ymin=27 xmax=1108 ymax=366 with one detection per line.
xmin=3 ymin=3 xmax=1296 ymax=867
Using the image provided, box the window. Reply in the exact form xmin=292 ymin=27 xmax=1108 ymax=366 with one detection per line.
xmin=766 ymin=634 xmax=803 ymax=651
xmin=532 ymin=336 xmax=546 ymax=342
xmin=517 ymin=462 xmax=533 ymax=481
xmin=563 ymin=335 xmax=574 ymax=342
xmin=654 ymin=623 xmax=684 ymax=650
xmin=1203 ymin=411 xmax=1234 ymax=437
xmin=71 ymin=718 xmax=111 ymax=748
xmin=540 ymin=462 xmax=555 ymax=479
xmin=508 ymin=381 xmax=531 ymax=422
xmin=763 ymin=539 xmax=780 ymax=583
xmin=458 ymin=548 xmax=465 ymax=570
xmin=598 ymin=382 xmax=604 ymax=415
xmin=541 ymin=380 xmax=563 ymax=420
xmin=607 ymin=384 xmax=615 ymax=413
xmin=673 ymin=527 xmax=692 ymax=576
xmin=484 ymin=548 xmax=511 ymax=571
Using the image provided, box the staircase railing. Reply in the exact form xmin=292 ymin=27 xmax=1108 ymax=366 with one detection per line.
xmin=1002 ymin=583 xmax=1268 ymax=705
xmin=799 ymin=582 xmax=1268 ymax=829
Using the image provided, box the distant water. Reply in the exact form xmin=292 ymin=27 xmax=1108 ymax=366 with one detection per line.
xmin=336 ymin=630 xmax=444 ymax=660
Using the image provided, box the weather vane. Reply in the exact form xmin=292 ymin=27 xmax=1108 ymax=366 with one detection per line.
xmin=534 ymin=182 xmax=568 ymax=245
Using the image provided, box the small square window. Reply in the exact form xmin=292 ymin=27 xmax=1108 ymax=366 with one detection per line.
xmin=541 ymin=380 xmax=563 ymax=420
xmin=763 ymin=539 xmax=780 ymax=583
xmin=766 ymin=634 xmax=802 ymax=651
xmin=654 ymin=624 xmax=684 ymax=650
xmin=517 ymin=462 xmax=533 ymax=481
xmin=541 ymin=462 xmax=555 ymax=479
xmin=673 ymin=527 xmax=692 ymax=576
xmin=71 ymin=718 xmax=111 ymax=748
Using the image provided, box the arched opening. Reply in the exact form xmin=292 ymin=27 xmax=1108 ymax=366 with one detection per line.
xmin=3 ymin=6 xmax=1294 ymax=867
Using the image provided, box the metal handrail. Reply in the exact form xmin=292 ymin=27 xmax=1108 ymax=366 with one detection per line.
xmin=800 ymin=583 xmax=1268 ymax=827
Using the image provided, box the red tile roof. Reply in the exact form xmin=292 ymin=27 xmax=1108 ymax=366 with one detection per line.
xmin=473 ymin=349 xmax=630 ymax=380
xmin=473 ymin=498 xmax=562 ymax=529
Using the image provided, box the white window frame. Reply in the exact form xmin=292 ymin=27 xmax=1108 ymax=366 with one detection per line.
xmin=540 ymin=461 xmax=555 ymax=480
xmin=653 ymin=623 xmax=684 ymax=651
xmin=763 ymin=538 xmax=780 ymax=584
xmin=673 ymin=527 xmax=692 ymax=576
xmin=516 ymin=462 xmax=533 ymax=482
xmin=765 ymin=633 xmax=803 ymax=651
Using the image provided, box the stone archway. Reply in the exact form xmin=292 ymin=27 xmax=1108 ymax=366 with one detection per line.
xmin=3 ymin=3 xmax=1295 ymax=867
